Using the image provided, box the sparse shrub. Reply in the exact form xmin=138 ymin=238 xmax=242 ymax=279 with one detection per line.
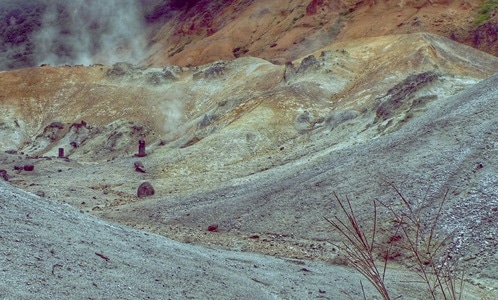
xmin=474 ymin=0 xmax=498 ymax=26
xmin=325 ymin=182 xmax=464 ymax=300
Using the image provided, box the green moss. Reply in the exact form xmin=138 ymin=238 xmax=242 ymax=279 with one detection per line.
xmin=474 ymin=0 xmax=498 ymax=26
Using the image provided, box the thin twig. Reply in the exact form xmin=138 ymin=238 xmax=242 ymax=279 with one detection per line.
xmin=328 ymin=183 xmax=464 ymax=300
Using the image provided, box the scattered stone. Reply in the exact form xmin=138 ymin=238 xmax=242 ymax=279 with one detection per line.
xmin=0 ymin=169 xmax=9 ymax=181
xmin=4 ymin=150 xmax=17 ymax=154
xmin=23 ymin=165 xmax=35 ymax=171
xmin=207 ymin=224 xmax=219 ymax=232
xmin=137 ymin=182 xmax=155 ymax=198
xmin=134 ymin=161 xmax=146 ymax=173
xmin=136 ymin=139 xmax=147 ymax=157
xmin=35 ymin=190 xmax=45 ymax=197
xmin=232 ymin=47 xmax=248 ymax=58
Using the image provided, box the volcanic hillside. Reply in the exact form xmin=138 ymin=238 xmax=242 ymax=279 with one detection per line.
xmin=1 ymin=0 xmax=498 ymax=299
xmin=4 ymin=0 xmax=498 ymax=69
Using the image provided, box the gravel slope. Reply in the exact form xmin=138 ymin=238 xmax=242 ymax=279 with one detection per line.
xmin=1 ymin=180 xmax=493 ymax=299
xmin=1 ymin=180 xmax=387 ymax=299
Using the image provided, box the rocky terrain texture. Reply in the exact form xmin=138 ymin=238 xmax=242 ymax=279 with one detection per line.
xmin=3 ymin=0 xmax=498 ymax=69
xmin=1 ymin=0 xmax=498 ymax=299
xmin=1 ymin=180 xmax=493 ymax=299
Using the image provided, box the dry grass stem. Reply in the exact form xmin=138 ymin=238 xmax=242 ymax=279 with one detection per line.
xmin=327 ymin=184 xmax=464 ymax=300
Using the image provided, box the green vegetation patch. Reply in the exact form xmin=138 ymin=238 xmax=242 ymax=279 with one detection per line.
xmin=475 ymin=0 xmax=498 ymax=26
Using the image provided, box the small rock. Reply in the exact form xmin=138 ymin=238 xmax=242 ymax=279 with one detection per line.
xmin=137 ymin=182 xmax=155 ymax=198
xmin=207 ymin=224 xmax=219 ymax=232
xmin=35 ymin=190 xmax=45 ymax=197
xmin=23 ymin=165 xmax=34 ymax=171
xmin=0 ymin=169 xmax=9 ymax=181
xmin=134 ymin=161 xmax=146 ymax=173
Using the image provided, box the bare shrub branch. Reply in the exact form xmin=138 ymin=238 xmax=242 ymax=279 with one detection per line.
xmin=327 ymin=185 xmax=464 ymax=300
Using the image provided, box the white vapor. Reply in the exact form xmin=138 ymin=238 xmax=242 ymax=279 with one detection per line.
xmin=33 ymin=0 xmax=146 ymax=66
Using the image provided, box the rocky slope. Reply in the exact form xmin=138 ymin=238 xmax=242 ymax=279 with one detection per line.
xmin=144 ymin=0 xmax=498 ymax=66
xmin=1 ymin=30 xmax=498 ymax=297
xmin=3 ymin=0 xmax=498 ymax=69
xmin=2 ymin=179 xmax=494 ymax=299
xmin=1 ymin=1 xmax=498 ymax=298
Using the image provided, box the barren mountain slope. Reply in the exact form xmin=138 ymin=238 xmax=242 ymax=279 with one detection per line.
xmin=144 ymin=0 xmax=496 ymax=66
xmin=2 ymin=0 xmax=498 ymax=70
xmin=1 ymin=31 xmax=498 ymax=297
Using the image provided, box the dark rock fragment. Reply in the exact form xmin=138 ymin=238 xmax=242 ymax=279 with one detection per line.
xmin=23 ymin=164 xmax=34 ymax=171
xmin=207 ymin=224 xmax=219 ymax=232
xmin=137 ymin=182 xmax=155 ymax=198
xmin=134 ymin=161 xmax=146 ymax=173
xmin=0 ymin=169 xmax=8 ymax=181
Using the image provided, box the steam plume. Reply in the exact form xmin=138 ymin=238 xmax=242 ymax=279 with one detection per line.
xmin=33 ymin=0 xmax=146 ymax=66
